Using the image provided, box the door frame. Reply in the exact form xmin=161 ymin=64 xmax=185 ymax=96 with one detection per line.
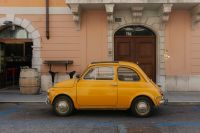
xmin=107 ymin=13 xmax=167 ymax=90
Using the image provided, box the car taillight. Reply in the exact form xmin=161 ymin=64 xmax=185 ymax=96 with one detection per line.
xmin=159 ymin=89 xmax=164 ymax=96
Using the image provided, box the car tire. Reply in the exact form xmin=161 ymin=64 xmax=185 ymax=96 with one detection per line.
xmin=53 ymin=96 xmax=74 ymax=116
xmin=131 ymin=97 xmax=154 ymax=117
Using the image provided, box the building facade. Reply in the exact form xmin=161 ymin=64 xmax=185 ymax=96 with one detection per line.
xmin=0 ymin=0 xmax=200 ymax=91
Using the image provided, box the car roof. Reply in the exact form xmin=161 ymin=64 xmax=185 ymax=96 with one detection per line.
xmin=90 ymin=61 xmax=138 ymax=67
xmin=88 ymin=61 xmax=150 ymax=81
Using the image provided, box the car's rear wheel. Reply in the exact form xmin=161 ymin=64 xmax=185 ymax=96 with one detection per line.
xmin=53 ymin=96 xmax=74 ymax=116
xmin=131 ymin=97 xmax=154 ymax=117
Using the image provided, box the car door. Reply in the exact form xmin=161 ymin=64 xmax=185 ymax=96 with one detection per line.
xmin=117 ymin=66 xmax=146 ymax=108
xmin=77 ymin=65 xmax=117 ymax=107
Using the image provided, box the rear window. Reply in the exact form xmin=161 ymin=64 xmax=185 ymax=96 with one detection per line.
xmin=118 ymin=67 xmax=140 ymax=81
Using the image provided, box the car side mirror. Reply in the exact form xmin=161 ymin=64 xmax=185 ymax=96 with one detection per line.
xmin=76 ymin=74 xmax=80 ymax=79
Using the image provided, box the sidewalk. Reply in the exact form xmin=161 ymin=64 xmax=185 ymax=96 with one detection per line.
xmin=0 ymin=90 xmax=47 ymax=103
xmin=166 ymin=91 xmax=200 ymax=105
xmin=0 ymin=90 xmax=200 ymax=105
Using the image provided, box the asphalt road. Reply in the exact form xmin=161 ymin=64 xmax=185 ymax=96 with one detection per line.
xmin=0 ymin=103 xmax=200 ymax=133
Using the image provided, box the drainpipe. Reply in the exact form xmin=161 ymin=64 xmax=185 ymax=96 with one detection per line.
xmin=46 ymin=0 xmax=50 ymax=39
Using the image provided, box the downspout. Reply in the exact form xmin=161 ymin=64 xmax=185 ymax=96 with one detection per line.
xmin=46 ymin=0 xmax=50 ymax=39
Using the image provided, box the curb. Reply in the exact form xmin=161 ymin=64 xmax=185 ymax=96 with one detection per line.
xmin=0 ymin=101 xmax=46 ymax=103
xmin=167 ymin=101 xmax=200 ymax=106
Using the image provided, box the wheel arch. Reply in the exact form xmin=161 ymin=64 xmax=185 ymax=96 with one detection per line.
xmin=130 ymin=94 xmax=156 ymax=108
xmin=52 ymin=94 xmax=74 ymax=107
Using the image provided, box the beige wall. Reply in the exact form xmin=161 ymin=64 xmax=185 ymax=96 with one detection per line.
xmin=165 ymin=10 xmax=200 ymax=76
xmin=16 ymin=10 xmax=107 ymax=74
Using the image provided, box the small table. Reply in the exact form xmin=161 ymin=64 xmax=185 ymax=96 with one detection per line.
xmin=44 ymin=60 xmax=74 ymax=85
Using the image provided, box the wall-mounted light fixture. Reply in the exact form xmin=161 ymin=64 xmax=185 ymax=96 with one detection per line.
xmin=3 ymin=21 xmax=15 ymax=30
xmin=164 ymin=49 xmax=170 ymax=60
xmin=3 ymin=21 xmax=12 ymax=25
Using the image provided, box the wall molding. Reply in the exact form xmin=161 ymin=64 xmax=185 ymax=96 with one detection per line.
xmin=65 ymin=0 xmax=200 ymax=4
xmin=0 ymin=7 xmax=72 ymax=15
xmin=131 ymin=6 xmax=144 ymax=23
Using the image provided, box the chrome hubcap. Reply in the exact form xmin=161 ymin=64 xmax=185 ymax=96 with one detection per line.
xmin=136 ymin=101 xmax=149 ymax=115
xmin=56 ymin=100 xmax=69 ymax=114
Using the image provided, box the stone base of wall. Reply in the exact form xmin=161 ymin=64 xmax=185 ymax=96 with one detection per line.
xmin=41 ymin=74 xmax=71 ymax=92
xmin=166 ymin=75 xmax=200 ymax=91
xmin=41 ymin=74 xmax=200 ymax=92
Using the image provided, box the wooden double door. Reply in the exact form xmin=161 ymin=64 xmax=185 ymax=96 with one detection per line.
xmin=114 ymin=36 xmax=156 ymax=82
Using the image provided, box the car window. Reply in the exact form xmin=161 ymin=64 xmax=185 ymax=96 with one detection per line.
xmin=118 ymin=67 xmax=140 ymax=81
xmin=84 ymin=66 xmax=114 ymax=80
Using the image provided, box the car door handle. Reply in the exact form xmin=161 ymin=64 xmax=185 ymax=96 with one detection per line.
xmin=111 ymin=83 xmax=118 ymax=86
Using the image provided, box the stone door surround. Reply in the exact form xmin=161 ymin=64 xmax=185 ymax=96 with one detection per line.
xmin=0 ymin=14 xmax=42 ymax=72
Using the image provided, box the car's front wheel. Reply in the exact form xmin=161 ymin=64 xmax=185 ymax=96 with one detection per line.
xmin=131 ymin=97 xmax=154 ymax=117
xmin=53 ymin=96 xmax=74 ymax=116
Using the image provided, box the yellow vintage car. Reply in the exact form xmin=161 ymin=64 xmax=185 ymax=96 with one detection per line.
xmin=47 ymin=61 xmax=166 ymax=117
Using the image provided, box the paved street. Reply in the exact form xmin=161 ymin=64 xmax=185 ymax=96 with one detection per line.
xmin=0 ymin=103 xmax=200 ymax=133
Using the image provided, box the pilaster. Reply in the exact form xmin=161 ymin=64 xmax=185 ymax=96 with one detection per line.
xmin=68 ymin=4 xmax=81 ymax=30
xmin=191 ymin=4 xmax=200 ymax=29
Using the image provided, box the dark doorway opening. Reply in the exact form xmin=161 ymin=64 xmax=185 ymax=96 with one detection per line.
xmin=114 ymin=26 xmax=156 ymax=82
xmin=0 ymin=42 xmax=33 ymax=89
xmin=0 ymin=25 xmax=33 ymax=89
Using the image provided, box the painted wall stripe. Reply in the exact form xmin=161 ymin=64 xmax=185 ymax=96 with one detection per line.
xmin=0 ymin=7 xmax=72 ymax=14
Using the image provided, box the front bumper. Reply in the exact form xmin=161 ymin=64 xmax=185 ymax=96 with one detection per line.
xmin=45 ymin=96 xmax=50 ymax=104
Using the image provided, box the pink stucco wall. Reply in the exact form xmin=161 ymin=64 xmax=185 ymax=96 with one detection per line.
xmin=16 ymin=10 xmax=108 ymax=74
xmin=81 ymin=10 xmax=108 ymax=67
xmin=0 ymin=0 xmax=66 ymax=7
xmin=79 ymin=10 xmax=108 ymax=72
xmin=9 ymin=10 xmax=200 ymax=76
xmin=165 ymin=10 xmax=200 ymax=76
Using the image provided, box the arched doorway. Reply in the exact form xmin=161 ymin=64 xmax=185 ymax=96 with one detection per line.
xmin=114 ymin=25 xmax=156 ymax=81
xmin=0 ymin=25 xmax=33 ymax=89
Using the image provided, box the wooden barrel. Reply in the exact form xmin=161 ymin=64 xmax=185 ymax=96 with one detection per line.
xmin=19 ymin=68 xmax=40 ymax=95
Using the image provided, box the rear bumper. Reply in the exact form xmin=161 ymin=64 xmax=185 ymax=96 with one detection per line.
xmin=159 ymin=98 xmax=168 ymax=105
xmin=156 ymin=96 xmax=168 ymax=105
